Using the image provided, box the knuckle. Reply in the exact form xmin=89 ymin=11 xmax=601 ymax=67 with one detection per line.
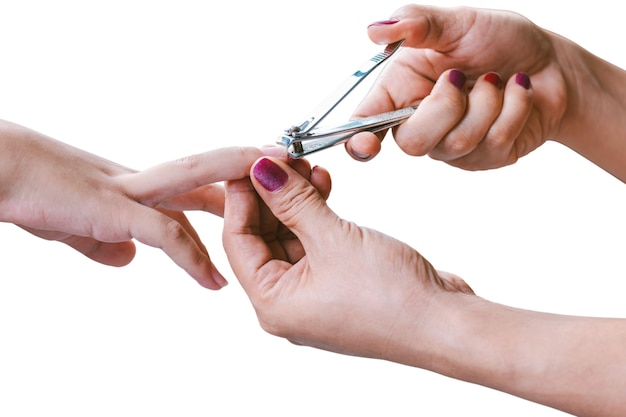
xmin=163 ymin=218 xmax=188 ymax=242
xmin=272 ymin=184 xmax=321 ymax=228
xmin=485 ymin=122 xmax=516 ymax=149
xmin=174 ymin=153 xmax=202 ymax=171
xmin=396 ymin=133 xmax=432 ymax=156
xmin=444 ymin=132 xmax=479 ymax=157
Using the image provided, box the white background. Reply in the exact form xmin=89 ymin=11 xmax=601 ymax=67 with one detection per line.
xmin=1 ymin=1 xmax=625 ymax=416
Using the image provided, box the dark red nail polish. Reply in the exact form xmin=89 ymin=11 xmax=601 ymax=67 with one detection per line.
xmin=253 ymin=158 xmax=288 ymax=192
xmin=484 ymin=72 xmax=503 ymax=89
xmin=515 ymin=72 xmax=531 ymax=89
xmin=449 ymin=69 xmax=466 ymax=90
xmin=367 ymin=18 xmax=400 ymax=28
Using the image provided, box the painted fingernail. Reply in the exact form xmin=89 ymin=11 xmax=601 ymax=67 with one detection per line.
xmin=449 ymin=69 xmax=466 ymax=90
xmin=515 ymin=72 xmax=531 ymax=89
xmin=367 ymin=18 xmax=400 ymax=28
xmin=484 ymin=72 xmax=503 ymax=89
xmin=253 ymin=157 xmax=288 ymax=192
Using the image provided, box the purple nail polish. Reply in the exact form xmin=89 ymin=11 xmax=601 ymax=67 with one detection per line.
xmin=367 ymin=18 xmax=400 ymax=28
xmin=253 ymin=158 xmax=288 ymax=192
xmin=515 ymin=72 xmax=531 ymax=89
xmin=449 ymin=69 xmax=466 ymax=90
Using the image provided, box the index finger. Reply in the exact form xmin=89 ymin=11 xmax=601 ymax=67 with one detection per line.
xmin=123 ymin=146 xmax=265 ymax=206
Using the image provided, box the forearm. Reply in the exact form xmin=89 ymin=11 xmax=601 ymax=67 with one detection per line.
xmin=549 ymin=32 xmax=626 ymax=182
xmin=0 ymin=120 xmax=23 ymax=218
xmin=0 ymin=120 xmax=57 ymax=224
xmin=402 ymin=293 xmax=626 ymax=416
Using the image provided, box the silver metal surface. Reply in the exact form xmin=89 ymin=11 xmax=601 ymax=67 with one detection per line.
xmin=281 ymin=40 xmax=417 ymax=158
xmin=281 ymin=105 xmax=418 ymax=158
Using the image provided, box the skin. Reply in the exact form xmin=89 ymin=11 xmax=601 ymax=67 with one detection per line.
xmin=347 ymin=5 xmax=626 ymax=183
xmin=0 ymin=119 xmax=276 ymax=289
xmin=224 ymin=5 xmax=626 ymax=416
xmin=3 ymin=5 xmax=624 ymax=414
xmin=224 ymin=157 xmax=626 ymax=417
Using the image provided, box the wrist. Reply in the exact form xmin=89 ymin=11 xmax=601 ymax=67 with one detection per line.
xmin=385 ymin=290 xmax=550 ymax=395
xmin=380 ymin=289 xmax=492 ymax=374
xmin=398 ymin=290 xmax=626 ymax=416
xmin=0 ymin=120 xmax=35 ymax=223
xmin=549 ymin=31 xmax=626 ymax=181
xmin=0 ymin=121 xmax=17 ymax=216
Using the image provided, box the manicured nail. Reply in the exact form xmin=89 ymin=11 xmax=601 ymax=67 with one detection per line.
xmin=261 ymin=144 xmax=287 ymax=158
xmin=449 ymin=69 xmax=466 ymax=90
xmin=483 ymin=72 xmax=503 ymax=89
xmin=368 ymin=18 xmax=400 ymax=28
xmin=253 ymin=157 xmax=288 ymax=192
xmin=515 ymin=72 xmax=531 ymax=89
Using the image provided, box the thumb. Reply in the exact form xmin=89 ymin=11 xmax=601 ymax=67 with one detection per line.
xmin=367 ymin=5 xmax=475 ymax=50
xmin=250 ymin=157 xmax=336 ymax=244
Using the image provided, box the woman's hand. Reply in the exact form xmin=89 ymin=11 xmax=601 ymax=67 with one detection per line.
xmin=347 ymin=5 xmax=568 ymax=170
xmin=223 ymin=156 xmax=472 ymax=359
xmin=223 ymin=156 xmax=626 ymax=417
xmin=0 ymin=119 xmax=268 ymax=289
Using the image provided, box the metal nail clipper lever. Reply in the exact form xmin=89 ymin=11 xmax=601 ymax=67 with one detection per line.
xmin=279 ymin=39 xmax=418 ymax=159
